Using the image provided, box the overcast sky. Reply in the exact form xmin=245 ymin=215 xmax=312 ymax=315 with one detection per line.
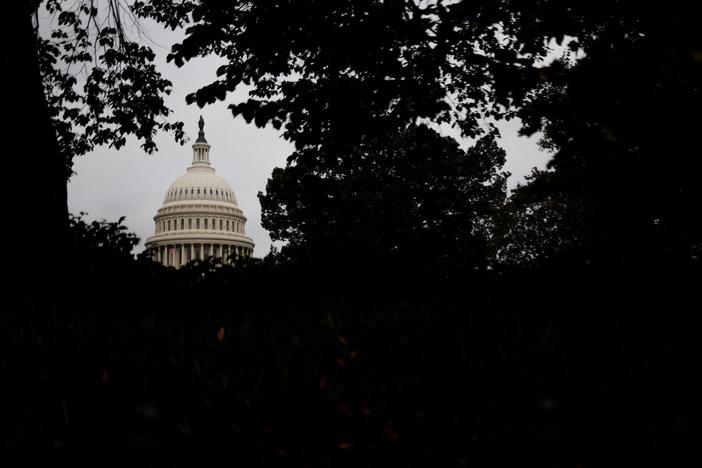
xmin=66 ymin=19 xmax=552 ymax=256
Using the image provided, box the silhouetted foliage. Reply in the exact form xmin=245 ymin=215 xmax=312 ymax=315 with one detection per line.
xmin=517 ymin=13 xmax=702 ymax=269
xmin=7 ymin=1 xmax=185 ymax=296
xmin=259 ymin=125 xmax=507 ymax=274
xmin=4 ymin=213 xmax=701 ymax=468
xmin=139 ymin=0 xmax=702 ymax=270
xmin=492 ymin=169 xmax=582 ymax=267
xmin=7 ymin=1 xmax=702 ymax=467
xmin=39 ymin=0 xmax=186 ymax=178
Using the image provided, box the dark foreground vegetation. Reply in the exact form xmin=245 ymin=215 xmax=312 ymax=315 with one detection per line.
xmin=4 ymin=214 xmax=701 ymax=467
xmin=4 ymin=215 xmax=700 ymax=467
xmin=4 ymin=1 xmax=702 ymax=466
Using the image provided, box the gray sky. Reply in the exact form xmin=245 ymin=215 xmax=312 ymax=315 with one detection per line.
xmin=66 ymin=19 xmax=552 ymax=256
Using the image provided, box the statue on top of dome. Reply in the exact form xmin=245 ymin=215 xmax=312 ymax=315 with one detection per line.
xmin=196 ymin=115 xmax=207 ymax=143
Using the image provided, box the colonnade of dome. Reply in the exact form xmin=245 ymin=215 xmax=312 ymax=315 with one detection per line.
xmin=145 ymin=117 xmax=255 ymax=267
xmin=152 ymin=242 xmax=251 ymax=267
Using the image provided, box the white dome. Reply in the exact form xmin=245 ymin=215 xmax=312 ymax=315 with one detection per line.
xmin=163 ymin=166 xmax=239 ymax=206
xmin=145 ymin=117 xmax=254 ymax=268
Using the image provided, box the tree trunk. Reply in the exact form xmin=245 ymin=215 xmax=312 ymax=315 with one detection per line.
xmin=4 ymin=3 xmax=68 ymax=303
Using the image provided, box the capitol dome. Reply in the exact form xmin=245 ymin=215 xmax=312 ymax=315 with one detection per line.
xmin=145 ymin=117 xmax=254 ymax=267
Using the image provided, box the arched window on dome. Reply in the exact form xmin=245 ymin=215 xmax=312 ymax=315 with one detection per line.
xmin=219 ymin=219 xmax=223 ymax=230
xmin=212 ymin=218 xmax=216 ymax=230
xmin=204 ymin=218 xmax=208 ymax=229
xmin=226 ymin=220 xmax=230 ymax=231
xmin=196 ymin=218 xmax=200 ymax=229
xmin=188 ymin=218 xmax=192 ymax=229
xmin=168 ymin=219 xmax=171 ymax=231
xmin=197 ymin=188 xmax=200 ymax=195
xmin=180 ymin=219 xmax=184 ymax=230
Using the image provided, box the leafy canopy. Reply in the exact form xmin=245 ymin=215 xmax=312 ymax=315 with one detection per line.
xmin=260 ymin=124 xmax=507 ymax=270
xmin=38 ymin=0 xmax=186 ymax=178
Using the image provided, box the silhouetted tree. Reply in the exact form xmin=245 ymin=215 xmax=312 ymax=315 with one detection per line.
xmin=142 ymin=1 xmax=702 ymax=275
xmin=260 ymin=125 xmax=507 ymax=275
xmin=8 ymin=1 xmax=184 ymax=298
xmin=516 ymin=12 xmax=702 ymax=270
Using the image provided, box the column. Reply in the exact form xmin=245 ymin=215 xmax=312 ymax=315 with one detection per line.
xmin=199 ymin=243 xmax=204 ymax=260
xmin=190 ymin=244 xmax=194 ymax=263
xmin=180 ymin=244 xmax=185 ymax=267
